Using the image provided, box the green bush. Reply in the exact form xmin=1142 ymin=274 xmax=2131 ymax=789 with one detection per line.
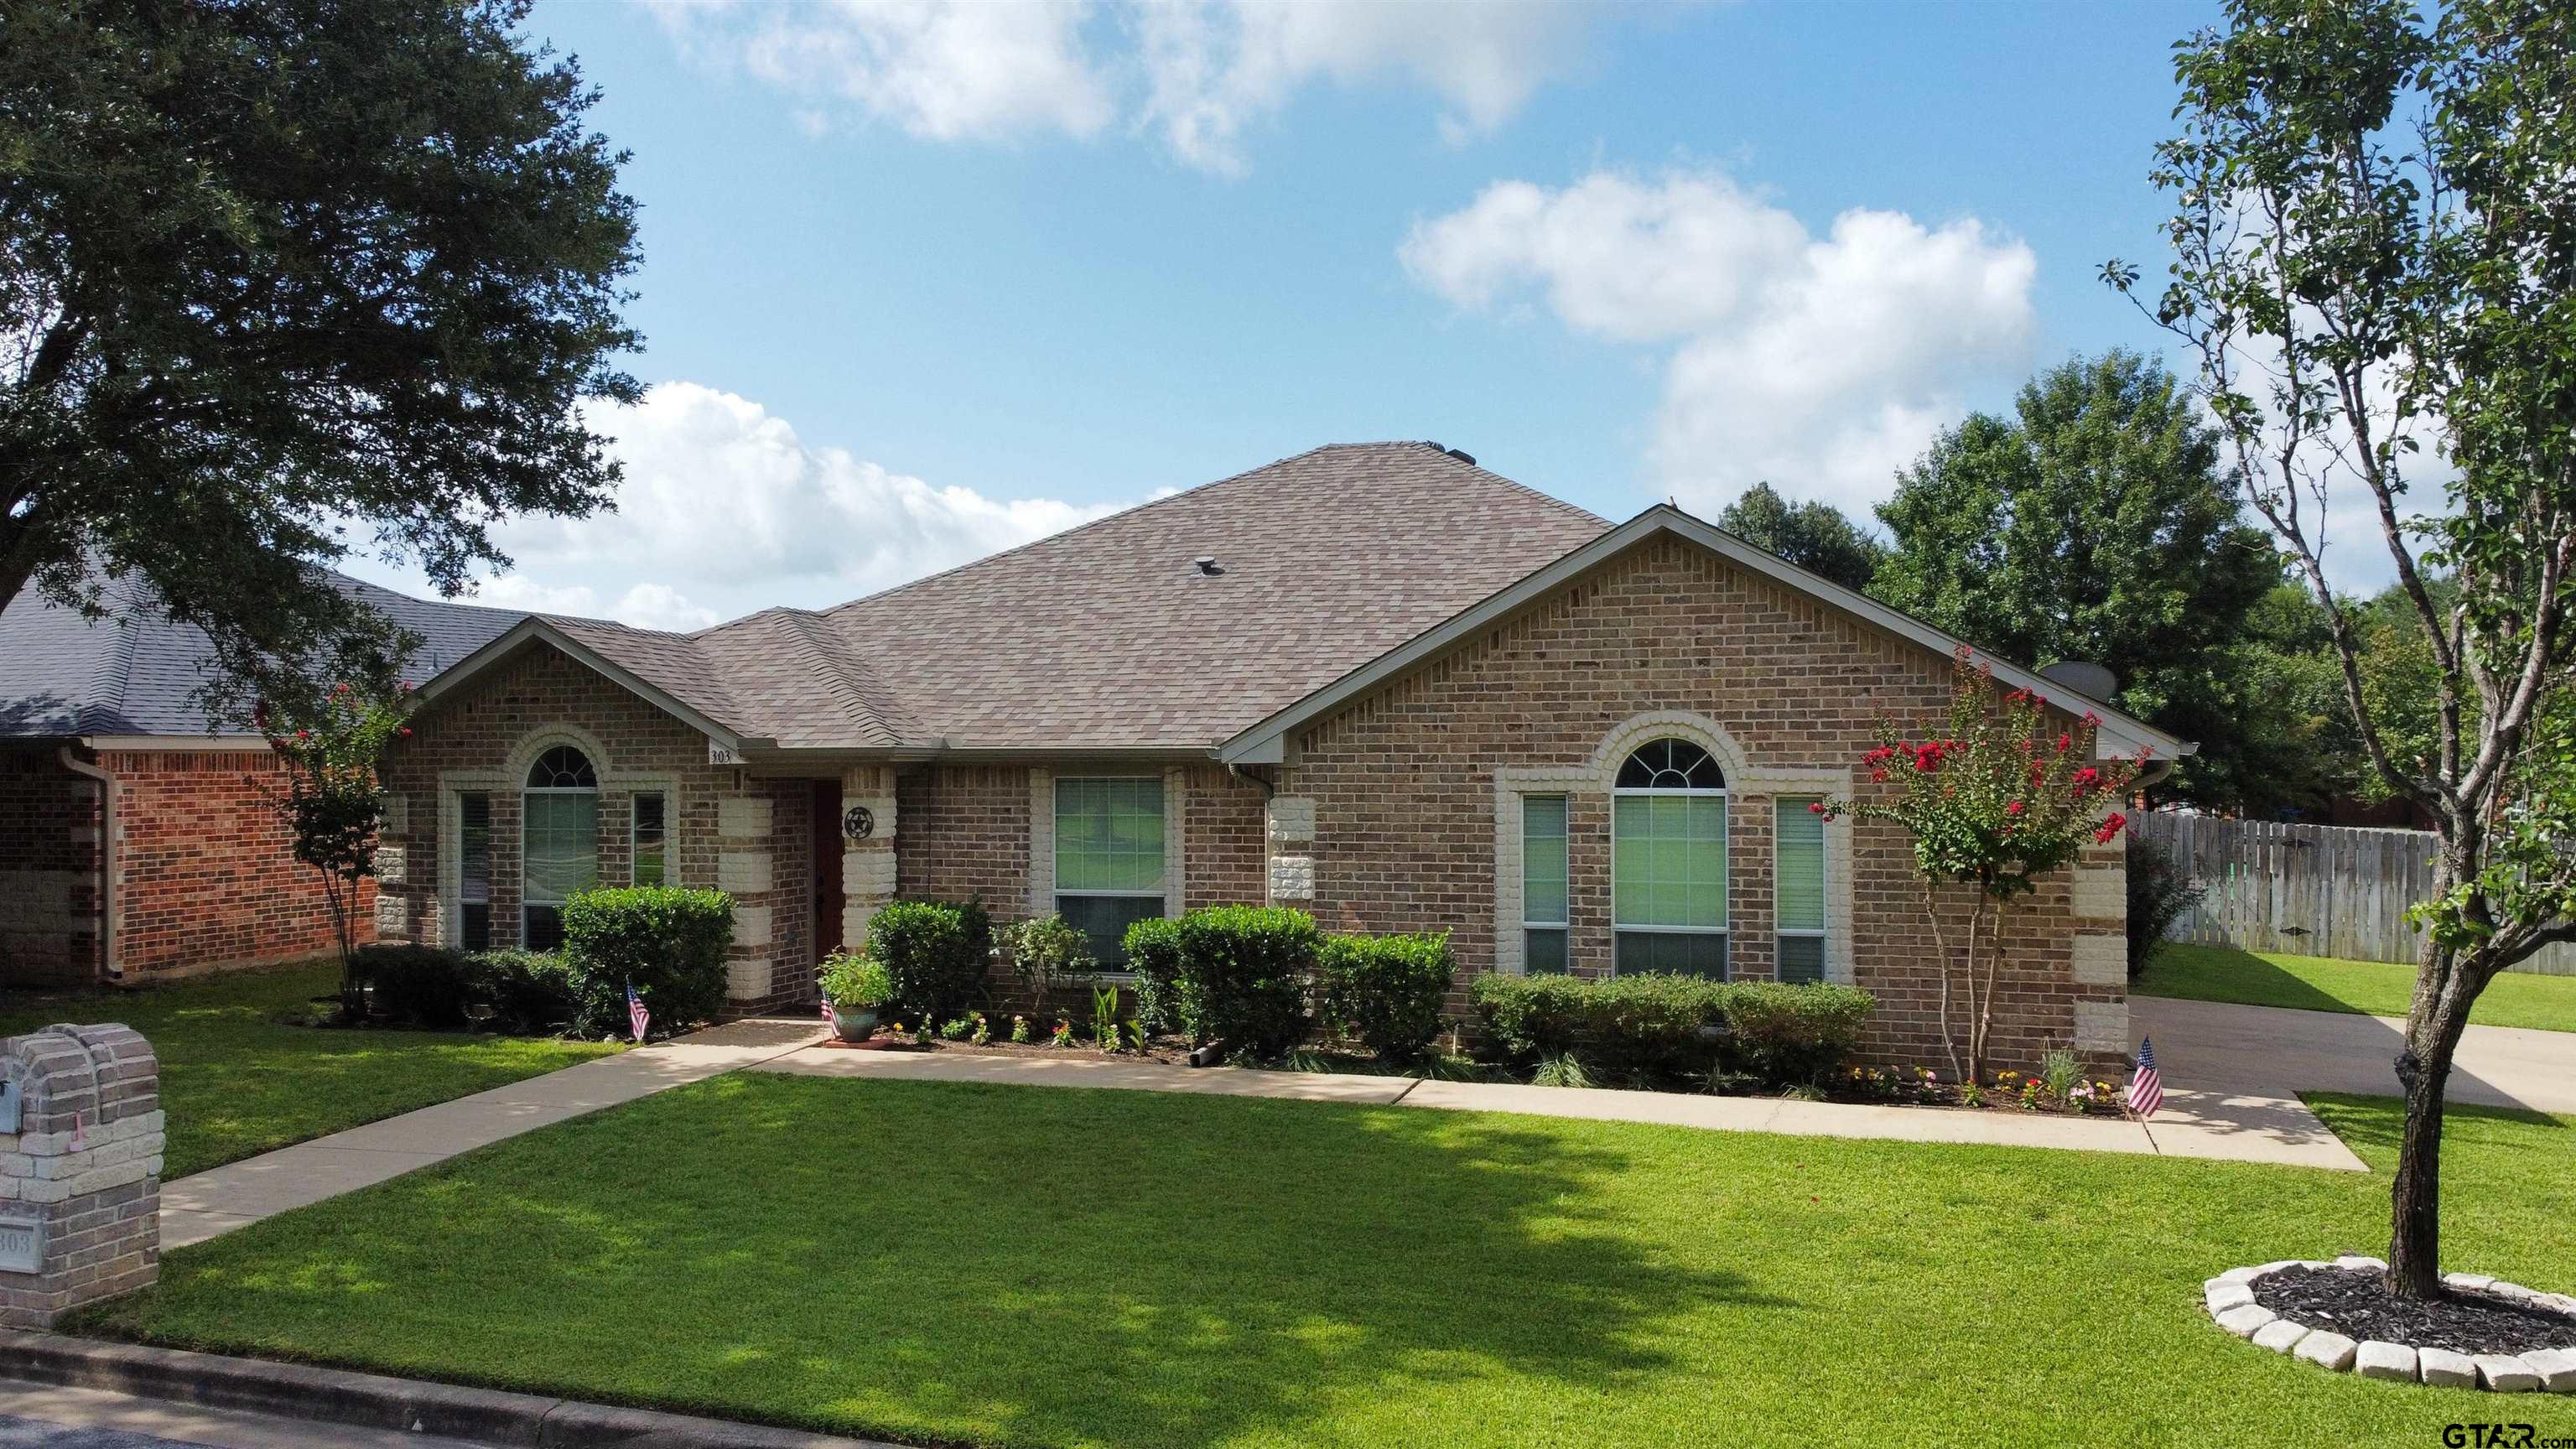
xmin=1467 ymin=973 xmax=1593 ymax=1062
xmin=1719 ymin=982 xmax=1874 ymax=1088
xmin=468 ymin=949 xmax=579 ymax=1034
xmin=1467 ymin=972 xmax=1876 ymax=1088
xmin=1121 ymin=916 xmax=1183 ymax=1034
xmin=996 ymin=912 xmax=1097 ymax=1010
xmin=1584 ymin=974 xmax=1733 ymax=1080
xmin=358 ymin=944 xmax=473 ymax=1028
xmin=863 ymin=898 xmax=992 ymax=1026
xmin=1171 ymin=906 xmax=1319 ymax=1060
xmin=1317 ymin=931 xmax=1456 ymax=1060
xmin=561 ymin=886 xmax=735 ymax=1038
xmin=2125 ymin=842 xmax=2206 ymax=980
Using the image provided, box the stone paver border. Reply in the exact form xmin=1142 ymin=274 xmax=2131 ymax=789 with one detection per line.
xmin=2206 ymin=1256 xmax=2576 ymax=1393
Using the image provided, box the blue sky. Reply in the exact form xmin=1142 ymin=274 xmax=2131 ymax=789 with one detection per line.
xmin=356 ymin=0 xmax=2236 ymax=629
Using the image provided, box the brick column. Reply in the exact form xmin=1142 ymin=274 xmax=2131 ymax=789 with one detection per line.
xmin=841 ymin=766 xmax=897 ymax=953
xmin=2069 ymin=837 xmax=2131 ymax=1064
xmin=715 ymin=793 xmax=776 ymax=1004
xmin=1 ymin=1024 xmax=164 ymax=1328
xmin=1265 ymin=796 xmax=1315 ymax=906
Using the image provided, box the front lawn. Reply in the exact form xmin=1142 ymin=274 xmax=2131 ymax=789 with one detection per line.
xmin=2135 ymin=942 xmax=2576 ymax=1032
xmin=72 ymin=1075 xmax=2576 ymax=1449
xmin=0 ymin=961 xmax=620 ymax=1178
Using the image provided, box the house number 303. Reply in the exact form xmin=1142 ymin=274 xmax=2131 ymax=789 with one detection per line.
xmin=842 ymin=806 xmax=875 ymax=842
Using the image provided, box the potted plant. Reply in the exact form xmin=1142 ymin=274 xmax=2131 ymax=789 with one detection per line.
xmin=817 ymin=948 xmax=893 ymax=1042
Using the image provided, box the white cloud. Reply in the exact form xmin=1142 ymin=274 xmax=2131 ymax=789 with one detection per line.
xmin=351 ymin=382 xmax=1124 ymax=631
xmin=651 ymin=0 xmax=1650 ymax=171
xmin=1400 ymin=169 xmax=2039 ymax=519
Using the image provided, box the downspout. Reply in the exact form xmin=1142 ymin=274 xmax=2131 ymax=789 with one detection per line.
xmin=1222 ymin=758 xmax=1276 ymax=801
xmin=57 ymin=745 xmax=118 ymax=982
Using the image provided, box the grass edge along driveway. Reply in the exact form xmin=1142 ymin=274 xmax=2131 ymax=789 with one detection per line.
xmin=2134 ymin=942 xmax=2576 ymax=1033
xmin=71 ymin=1073 xmax=2576 ymax=1449
xmin=0 ymin=961 xmax=620 ymax=1178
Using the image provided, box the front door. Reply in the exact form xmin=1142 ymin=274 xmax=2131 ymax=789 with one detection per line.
xmin=811 ymin=778 xmax=844 ymax=965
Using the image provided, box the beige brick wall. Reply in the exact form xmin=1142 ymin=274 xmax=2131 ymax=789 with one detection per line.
xmin=1276 ymin=533 xmax=2128 ymax=1071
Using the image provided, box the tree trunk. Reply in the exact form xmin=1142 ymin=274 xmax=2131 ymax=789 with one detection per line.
xmin=2386 ymin=962 xmax=2477 ymax=1300
xmin=1924 ymin=880 xmax=1965 ymax=1080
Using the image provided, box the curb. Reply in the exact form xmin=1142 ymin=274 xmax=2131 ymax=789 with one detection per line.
xmin=2 ymin=1331 xmax=906 ymax=1447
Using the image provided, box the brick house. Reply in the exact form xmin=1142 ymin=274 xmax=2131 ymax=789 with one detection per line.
xmin=0 ymin=569 xmax=531 ymax=986
xmin=374 ymin=443 xmax=2189 ymax=1066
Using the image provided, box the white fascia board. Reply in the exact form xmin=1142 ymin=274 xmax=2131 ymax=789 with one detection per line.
xmin=1217 ymin=506 xmax=2193 ymax=765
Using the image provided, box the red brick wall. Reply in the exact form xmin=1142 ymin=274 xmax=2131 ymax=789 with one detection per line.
xmin=895 ymin=766 xmax=1031 ymax=912
xmin=1280 ymin=535 xmax=2124 ymax=1071
xmin=1 ymin=749 xmax=101 ymax=985
xmin=100 ymin=747 xmax=375 ymax=982
xmin=1182 ymin=764 xmax=1267 ymax=910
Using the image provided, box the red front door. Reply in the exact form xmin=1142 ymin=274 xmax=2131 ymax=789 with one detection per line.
xmin=812 ymin=778 xmax=844 ymax=965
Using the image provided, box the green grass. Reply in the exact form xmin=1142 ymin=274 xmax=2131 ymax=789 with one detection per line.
xmin=2135 ymin=942 xmax=2576 ymax=1032
xmin=0 ymin=961 xmax=620 ymax=1178
xmin=72 ymin=1075 xmax=2576 ymax=1449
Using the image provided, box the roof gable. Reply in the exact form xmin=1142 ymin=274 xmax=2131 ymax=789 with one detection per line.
xmin=1215 ymin=505 xmax=2193 ymax=766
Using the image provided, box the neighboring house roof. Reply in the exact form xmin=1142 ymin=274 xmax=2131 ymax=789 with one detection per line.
xmin=0 ymin=567 xmax=539 ymax=740
xmin=419 ymin=442 xmax=1613 ymax=752
xmin=1217 ymin=504 xmax=2194 ymax=766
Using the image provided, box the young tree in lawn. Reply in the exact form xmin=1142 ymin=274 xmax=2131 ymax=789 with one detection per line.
xmin=1821 ymin=652 xmax=2139 ymax=1084
xmin=260 ymin=683 xmax=413 ymax=1017
xmin=0 ymin=0 xmax=641 ymax=715
xmin=2107 ymin=0 xmax=2576 ymax=1298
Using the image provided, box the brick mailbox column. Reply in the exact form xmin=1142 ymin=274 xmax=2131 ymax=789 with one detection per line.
xmin=1 ymin=1024 xmax=164 ymax=1329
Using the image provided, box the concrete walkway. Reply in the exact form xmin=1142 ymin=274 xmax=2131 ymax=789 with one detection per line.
xmin=2135 ymin=995 xmax=2576 ymax=1115
xmin=751 ymin=1042 xmax=2371 ymax=1170
xmin=160 ymin=1018 xmax=826 ymax=1248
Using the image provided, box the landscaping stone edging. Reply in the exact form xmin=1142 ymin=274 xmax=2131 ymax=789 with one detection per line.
xmin=2206 ymin=1257 xmax=2576 ymax=1394
xmin=1 ymin=1329 xmax=906 ymax=1448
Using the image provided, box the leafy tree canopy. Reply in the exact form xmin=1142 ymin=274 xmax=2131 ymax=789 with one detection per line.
xmin=1715 ymin=481 xmax=1887 ymax=594
xmin=1871 ymin=350 xmax=2286 ymax=809
xmin=0 ymin=0 xmax=641 ymax=717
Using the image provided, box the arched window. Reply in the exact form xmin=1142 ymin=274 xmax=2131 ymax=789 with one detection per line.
xmin=522 ymin=745 xmax=599 ymax=950
xmin=1612 ymin=738 xmax=1727 ymax=978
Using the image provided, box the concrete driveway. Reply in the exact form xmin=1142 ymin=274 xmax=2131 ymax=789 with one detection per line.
xmin=2134 ymin=995 xmax=2576 ymax=1116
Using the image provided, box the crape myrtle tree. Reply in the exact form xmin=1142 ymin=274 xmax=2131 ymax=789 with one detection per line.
xmin=258 ymin=682 xmax=413 ymax=1015
xmin=0 ymin=0 xmax=641 ymax=717
xmin=2106 ymin=0 xmax=2576 ymax=1299
xmin=1821 ymin=652 xmax=2141 ymax=1086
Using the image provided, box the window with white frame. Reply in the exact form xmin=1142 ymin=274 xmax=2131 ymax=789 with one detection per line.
xmin=1774 ymin=797 xmax=1827 ymax=984
xmin=631 ymin=791 xmax=667 ymax=887
xmin=1612 ymin=738 xmax=1727 ymax=978
xmin=1520 ymin=794 xmax=1569 ymax=974
xmin=1054 ymin=776 xmax=1165 ymax=967
xmin=522 ymin=745 xmax=599 ymax=951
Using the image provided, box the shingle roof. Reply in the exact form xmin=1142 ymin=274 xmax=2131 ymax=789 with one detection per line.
xmin=491 ymin=442 xmax=1613 ymax=753
xmin=0 ymin=567 xmax=541 ymax=739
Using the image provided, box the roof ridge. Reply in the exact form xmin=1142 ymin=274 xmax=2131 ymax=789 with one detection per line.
xmin=813 ymin=444 xmax=1346 ymax=625
xmin=77 ymin=578 xmax=145 ymax=734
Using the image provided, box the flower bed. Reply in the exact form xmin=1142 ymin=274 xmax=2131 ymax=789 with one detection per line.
xmin=1836 ymin=1062 xmax=2131 ymax=1118
xmin=2206 ymin=1258 xmax=2576 ymax=1392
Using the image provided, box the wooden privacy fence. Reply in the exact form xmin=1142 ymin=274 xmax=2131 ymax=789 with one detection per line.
xmin=2130 ymin=812 xmax=2576 ymax=977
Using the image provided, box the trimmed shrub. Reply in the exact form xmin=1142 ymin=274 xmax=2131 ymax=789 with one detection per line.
xmin=996 ymin=912 xmax=1097 ymax=1011
xmin=817 ymin=948 xmax=895 ymax=1010
xmin=358 ymin=944 xmax=473 ymax=1028
xmin=1121 ymin=916 xmax=1184 ymax=1034
xmin=1583 ymin=973 xmax=1732 ymax=1081
xmin=468 ymin=949 xmax=580 ymax=1034
xmin=2125 ymin=841 xmax=2205 ymax=980
xmin=1171 ymin=906 xmax=1319 ymax=1060
xmin=1467 ymin=973 xmax=1592 ymax=1062
xmin=864 ymin=898 xmax=993 ymax=1026
xmin=562 ymin=886 xmax=735 ymax=1037
xmin=1318 ymin=931 xmax=1456 ymax=1060
xmin=1719 ymin=982 xmax=1874 ymax=1088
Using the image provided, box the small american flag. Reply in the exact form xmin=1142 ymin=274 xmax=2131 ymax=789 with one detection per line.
xmin=819 ymin=997 xmax=837 ymax=1031
xmin=626 ymin=980 xmax=650 ymax=1044
xmin=2127 ymin=1036 xmax=2164 ymax=1119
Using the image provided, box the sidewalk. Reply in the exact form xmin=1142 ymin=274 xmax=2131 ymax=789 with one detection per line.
xmin=160 ymin=1017 xmax=826 ymax=1248
xmin=751 ymin=1045 xmax=2370 ymax=1171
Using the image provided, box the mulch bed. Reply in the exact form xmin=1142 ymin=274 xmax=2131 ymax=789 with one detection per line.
xmin=2252 ymin=1265 xmax=2576 ymax=1355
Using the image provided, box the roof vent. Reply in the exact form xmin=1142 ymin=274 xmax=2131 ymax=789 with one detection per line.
xmin=2037 ymin=660 xmax=2118 ymax=701
xmin=1445 ymin=447 xmax=1476 ymax=466
xmin=1193 ymin=556 xmax=1225 ymax=577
